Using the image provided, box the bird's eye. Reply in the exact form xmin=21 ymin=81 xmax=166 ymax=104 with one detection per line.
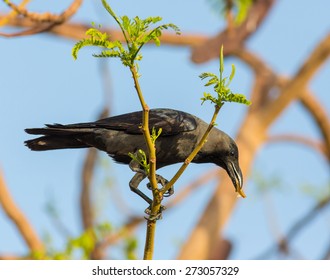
xmin=230 ymin=150 xmax=235 ymax=156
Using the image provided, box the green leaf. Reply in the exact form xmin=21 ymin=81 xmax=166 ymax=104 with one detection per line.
xmin=199 ymin=45 xmax=251 ymax=107
xmin=128 ymin=149 xmax=149 ymax=174
xmin=92 ymin=50 xmax=121 ymax=58
xmin=125 ymin=237 xmax=138 ymax=260
xmin=199 ymin=72 xmax=218 ymax=80
xmin=227 ymin=64 xmax=236 ymax=86
xmin=121 ymin=15 xmax=130 ymax=30
xmin=207 ymin=0 xmax=253 ymax=25
xmin=235 ymin=0 xmax=253 ymax=24
xmin=151 ymin=127 xmax=162 ymax=144
xmin=219 ymin=45 xmax=224 ymax=76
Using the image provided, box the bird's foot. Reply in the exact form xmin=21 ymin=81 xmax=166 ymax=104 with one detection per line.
xmin=144 ymin=205 xmax=166 ymax=221
xmin=146 ymin=174 xmax=174 ymax=197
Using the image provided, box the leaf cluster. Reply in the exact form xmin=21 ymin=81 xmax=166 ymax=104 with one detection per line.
xmin=151 ymin=127 xmax=162 ymax=144
xmin=200 ymin=45 xmax=251 ymax=107
xmin=127 ymin=127 xmax=162 ymax=174
xmin=128 ymin=149 xmax=149 ymax=175
xmin=40 ymin=222 xmax=112 ymax=259
xmin=72 ymin=0 xmax=180 ymax=67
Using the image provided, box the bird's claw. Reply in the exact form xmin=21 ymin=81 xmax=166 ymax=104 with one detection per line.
xmin=144 ymin=205 xmax=166 ymax=221
xmin=163 ymin=187 xmax=174 ymax=197
xmin=146 ymin=174 xmax=174 ymax=197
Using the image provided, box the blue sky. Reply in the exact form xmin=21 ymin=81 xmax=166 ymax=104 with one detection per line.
xmin=0 ymin=0 xmax=329 ymax=259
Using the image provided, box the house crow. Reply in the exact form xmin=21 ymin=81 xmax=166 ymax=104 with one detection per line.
xmin=25 ymin=108 xmax=246 ymax=206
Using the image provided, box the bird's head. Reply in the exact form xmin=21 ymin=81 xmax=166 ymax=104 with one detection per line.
xmin=202 ymin=130 xmax=246 ymax=198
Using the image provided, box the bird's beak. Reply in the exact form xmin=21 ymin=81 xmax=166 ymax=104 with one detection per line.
xmin=226 ymin=161 xmax=246 ymax=198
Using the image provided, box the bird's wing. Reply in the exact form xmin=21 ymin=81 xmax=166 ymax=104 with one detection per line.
xmin=93 ymin=108 xmax=197 ymax=135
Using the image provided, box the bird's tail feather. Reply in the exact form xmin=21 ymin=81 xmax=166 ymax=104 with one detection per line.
xmin=25 ymin=125 xmax=91 ymax=151
xmin=25 ymin=135 xmax=90 ymax=151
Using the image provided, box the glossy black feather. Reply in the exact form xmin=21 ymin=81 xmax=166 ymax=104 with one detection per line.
xmin=25 ymin=108 xmax=244 ymax=196
xmin=36 ymin=109 xmax=197 ymax=136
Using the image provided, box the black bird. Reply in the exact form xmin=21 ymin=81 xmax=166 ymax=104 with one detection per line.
xmin=25 ymin=108 xmax=246 ymax=205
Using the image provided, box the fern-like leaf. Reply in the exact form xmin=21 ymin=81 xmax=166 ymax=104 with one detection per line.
xmin=92 ymin=50 xmax=121 ymax=58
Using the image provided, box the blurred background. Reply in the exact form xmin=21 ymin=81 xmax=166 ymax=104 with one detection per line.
xmin=0 ymin=0 xmax=329 ymax=259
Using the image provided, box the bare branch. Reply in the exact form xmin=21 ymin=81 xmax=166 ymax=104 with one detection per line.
xmin=0 ymin=14 xmax=209 ymax=43
xmin=3 ymin=0 xmax=82 ymax=24
xmin=0 ymin=0 xmax=30 ymax=26
xmin=80 ymin=148 xmax=98 ymax=230
xmin=260 ymin=32 xmax=330 ymax=127
xmin=209 ymin=238 xmax=232 ymax=260
xmin=166 ymin=168 xmax=219 ymax=208
xmin=0 ymin=168 xmax=44 ymax=254
xmin=299 ymin=92 xmax=330 ymax=159
xmin=191 ymin=0 xmax=276 ymax=63
xmin=257 ymin=195 xmax=330 ymax=259
xmin=80 ymin=108 xmax=109 ymax=231
xmin=0 ymin=254 xmax=28 ymax=260
xmin=322 ymin=240 xmax=330 ymax=260
xmin=0 ymin=22 xmax=57 ymax=37
xmin=234 ymin=47 xmax=278 ymax=110
xmin=267 ymin=134 xmax=327 ymax=158
xmin=0 ymin=0 xmax=82 ymax=37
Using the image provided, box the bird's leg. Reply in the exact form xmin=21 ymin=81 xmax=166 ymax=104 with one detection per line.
xmin=129 ymin=159 xmax=166 ymax=220
xmin=129 ymin=172 xmax=152 ymax=205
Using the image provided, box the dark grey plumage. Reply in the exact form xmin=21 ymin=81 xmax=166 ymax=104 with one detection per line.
xmin=25 ymin=108 xmax=245 ymax=204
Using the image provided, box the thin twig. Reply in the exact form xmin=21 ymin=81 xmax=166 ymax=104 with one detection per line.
xmin=191 ymin=0 xmax=275 ymax=63
xmin=267 ymin=134 xmax=327 ymax=158
xmin=3 ymin=0 xmax=82 ymax=24
xmin=256 ymin=195 xmax=330 ymax=259
xmin=260 ymin=32 xmax=330 ymax=127
xmin=299 ymin=92 xmax=330 ymax=159
xmin=80 ymin=108 xmax=109 ymax=231
xmin=0 ymin=14 xmax=208 ymax=43
xmin=0 ymin=0 xmax=30 ymax=27
xmin=167 ymin=168 xmax=219 ymax=208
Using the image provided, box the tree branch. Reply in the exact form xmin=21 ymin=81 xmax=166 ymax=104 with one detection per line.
xmin=3 ymin=0 xmax=82 ymax=24
xmin=299 ymin=92 xmax=330 ymax=159
xmin=0 ymin=14 xmax=208 ymax=43
xmin=0 ymin=22 xmax=57 ymax=37
xmin=260 ymin=32 xmax=330 ymax=128
xmin=166 ymin=169 xmax=219 ymax=208
xmin=0 ymin=0 xmax=82 ymax=37
xmin=267 ymin=134 xmax=327 ymax=158
xmin=0 ymin=168 xmax=44 ymax=255
xmin=80 ymin=108 xmax=109 ymax=231
xmin=234 ymin=47 xmax=278 ymax=110
xmin=191 ymin=0 xmax=276 ymax=63
xmin=256 ymin=195 xmax=330 ymax=259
